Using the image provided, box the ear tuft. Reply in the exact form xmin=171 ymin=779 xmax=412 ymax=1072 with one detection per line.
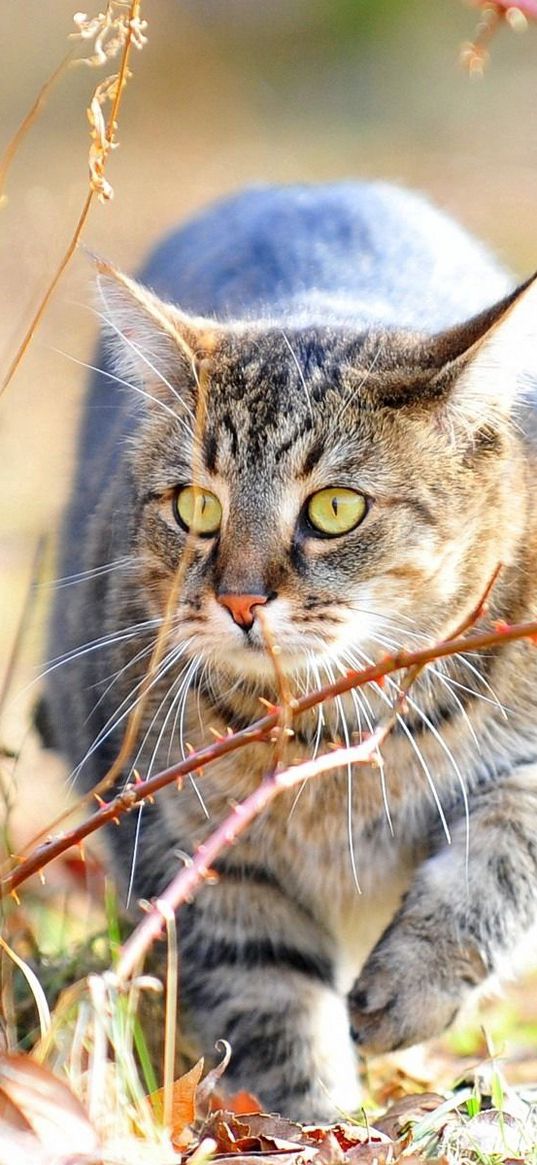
xmin=433 ymin=274 xmax=537 ymax=436
xmin=91 ymin=255 xmax=222 ymax=409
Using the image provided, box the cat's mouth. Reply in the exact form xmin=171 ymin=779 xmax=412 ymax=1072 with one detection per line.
xmin=177 ymin=612 xmax=372 ymax=685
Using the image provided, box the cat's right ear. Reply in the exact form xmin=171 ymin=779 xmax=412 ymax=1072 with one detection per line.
xmin=94 ymin=258 xmax=223 ymax=408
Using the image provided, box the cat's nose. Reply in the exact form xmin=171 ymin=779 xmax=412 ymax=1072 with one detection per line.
xmin=217 ymin=592 xmax=268 ymax=631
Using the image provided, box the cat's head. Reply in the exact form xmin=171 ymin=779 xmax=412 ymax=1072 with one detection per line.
xmin=97 ymin=262 xmax=535 ymax=683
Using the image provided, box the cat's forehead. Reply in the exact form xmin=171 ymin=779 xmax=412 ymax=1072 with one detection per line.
xmin=200 ymin=325 xmax=424 ymax=477
xmin=202 ymin=327 xmax=362 ymax=468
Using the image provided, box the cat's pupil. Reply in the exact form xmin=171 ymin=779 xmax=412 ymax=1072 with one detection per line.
xmin=331 ymin=498 xmax=338 ymax=516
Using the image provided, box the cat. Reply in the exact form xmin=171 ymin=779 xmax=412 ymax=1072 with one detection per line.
xmin=44 ymin=181 xmax=537 ymax=1120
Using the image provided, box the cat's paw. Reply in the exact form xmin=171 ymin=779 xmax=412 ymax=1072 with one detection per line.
xmin=347 ymin=919 xmax=487 ymax=1055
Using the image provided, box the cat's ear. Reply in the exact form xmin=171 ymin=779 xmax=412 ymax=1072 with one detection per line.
xmin=94 ymin=258 xmax=222 ymax=407
xmin=429 ymin=274 xmax=537 ymax=430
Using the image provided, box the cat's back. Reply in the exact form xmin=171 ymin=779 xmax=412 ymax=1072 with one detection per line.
xmin=140 ymin=181 xmax=512 ymax=329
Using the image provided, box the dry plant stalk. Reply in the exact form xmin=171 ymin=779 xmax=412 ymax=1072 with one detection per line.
xmin=4 ymin=607 xmax=537 ymax=900
xmin=0 ymin=1 xmax=147 ymax=395
xmin=460 ymin=0 xmax=536 ymax=73
xmin=6 ymin=341 xmax=215 ymax=866
xmin=115 ymin=724 xmax=408 ymax=984
xmin=0 ymin=52 xmax=73 ymax=205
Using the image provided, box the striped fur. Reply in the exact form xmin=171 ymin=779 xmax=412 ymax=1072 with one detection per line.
xmin=45 ymin=183 xmax=537 ymax=1118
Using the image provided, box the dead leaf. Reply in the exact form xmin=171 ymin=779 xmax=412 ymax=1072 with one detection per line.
xmin=0 ymin=1053 xmax=100 ymax=1157
xmin=373 ymin=1091 xmax=445 ymax=1142
xmin=311 ymin=1130 xmax=347 ymax=1164
xmin=344 ymin=1148 xmax=394 ymax=1164
xmin=150 ymin=1057 xmax=204 ymax=1142
xmin=196 ymin=1040 xmax=232 ymax=1111
xmin=198 ymin=1108 xmax=314 ymax=1155
xmin=212 ymin=1090 xmax=262 ymax=1116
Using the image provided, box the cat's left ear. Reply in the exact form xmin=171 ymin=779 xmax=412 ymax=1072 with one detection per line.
xmin=94 ymin=257 xmax=224 ymax=406
xmin=429 ymin=273 xmax=537 ymax=429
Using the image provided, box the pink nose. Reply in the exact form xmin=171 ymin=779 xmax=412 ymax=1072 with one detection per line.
xmin=217 ymin=593 xmax=268 ymax=629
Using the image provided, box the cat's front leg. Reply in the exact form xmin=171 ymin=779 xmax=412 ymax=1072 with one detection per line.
xmin=348 ymin=769 xmax=537 ymax=1054
xmin=179 ymin=868 xmax=361 ymax=1121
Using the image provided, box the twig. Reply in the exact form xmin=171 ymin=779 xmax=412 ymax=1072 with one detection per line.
xmin=113 ymin=721 xmax=410 ymax=983
xmin=3 ymin=612 xmax=537 ymax=898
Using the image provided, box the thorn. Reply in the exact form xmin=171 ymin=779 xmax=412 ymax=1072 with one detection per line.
xmin=258 ymin=697 xmax=279 ymax=713
xmin=176 ymin=776 xmax=184 ymax=791
xmin=78 ymin=842 xmax=86 ymax=862
xmin=184 ymin=742 xmax=195 ymax=755
xmin=133 ymin=770 xmax=144 ymax=785
xmin=10 ymin=889 xmax=20 ymax=905
xmin=492 ymin=619 xmax=510 ymax=635
xmin=208 ymin=727 xmax=225 ymax=741
xmin=283 ymin=727 xmax=295 ymax=737
xmin=226 ymin=726 xmax=234 ymax=737
xmin=94 ymin=793 xmax=106 ymax=807
xmin=38 ymin=868 xmax=46 ymax=885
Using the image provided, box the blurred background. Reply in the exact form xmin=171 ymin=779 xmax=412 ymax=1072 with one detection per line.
xmin=1 ymin=0 xmax=537 ymax=849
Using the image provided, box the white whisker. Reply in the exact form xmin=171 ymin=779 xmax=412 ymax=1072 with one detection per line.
xmin=53 ymin=347 xmax=186 ymax=425
xmin=40 ymin=556 xmax=133 ymax=591
xmin=92 ymin=298 xmax=197 ymax=427
xmin=280 ymin=330 xmax=314 ymax=422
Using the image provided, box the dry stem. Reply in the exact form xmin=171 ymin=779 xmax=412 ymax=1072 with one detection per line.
xmin=1 ymin=1 xmax=144 ymax=395
xmin=0 ymin=52 xmax=73 ymax=204
xmin=115 ymin=727 xmax=392 ymax=983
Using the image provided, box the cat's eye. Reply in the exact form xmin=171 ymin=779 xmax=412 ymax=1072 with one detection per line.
xmin=306 ymin=487 xmax=367 ymax=536
xmin=174 ymin=485 xmax=222 ymax=536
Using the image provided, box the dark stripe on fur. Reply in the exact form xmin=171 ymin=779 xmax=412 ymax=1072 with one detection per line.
xmin=183 ymin=934 xmax=333 ymax=984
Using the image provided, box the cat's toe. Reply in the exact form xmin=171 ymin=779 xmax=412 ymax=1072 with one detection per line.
xmin=347 ymin=941 xmax=463 ymax=1054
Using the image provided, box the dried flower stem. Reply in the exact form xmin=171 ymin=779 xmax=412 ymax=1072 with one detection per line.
xmin=4 ymin=611 xmax=537 ymax=898
xmin=0 ymin=52 xmax=73 ymax=205
xmin=460 ymin=0 xmax=536 ymax=73
xmin=1 ymin=1 xmax=143 ymax=396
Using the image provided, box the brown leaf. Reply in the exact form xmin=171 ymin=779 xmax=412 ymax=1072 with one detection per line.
xmin=198 ymin=1110 xmax=308 ymax=1155
xmin=196 ymin=1040 xmax=232 ymax=1111
xmin=373 ymin=1091 xmax=445 ymax=1142
xmin=207 ymin=1156 xmax=306 ymax=1165
xmin=150 ymin=1057 xmax=204 ymax=1142
xmin=311 ymin=1130 xmax=347 ymax=1164
xmin=218 ymin=1090 xmax=263 ymax=1116
xmin=345 ymin=1148 xmax=394 ymax=1164
xmin=0 ymin=1052 xmax=100 ymax=1157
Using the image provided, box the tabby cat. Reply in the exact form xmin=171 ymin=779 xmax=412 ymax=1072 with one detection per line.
xmin=45 ymin=182 xmax=537 ymax=1119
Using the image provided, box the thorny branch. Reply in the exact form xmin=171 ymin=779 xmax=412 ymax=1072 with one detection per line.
xmin=4 ymin=609 xmax=537 ymax=900
xmin=115 ymin=727 xmax=394 ymax=983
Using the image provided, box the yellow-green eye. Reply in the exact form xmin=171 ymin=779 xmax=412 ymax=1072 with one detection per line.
xmin=306 ymin=487 xmax=367 ymax=536
xmin=174 ymin=486 xmax=222 ymax=535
